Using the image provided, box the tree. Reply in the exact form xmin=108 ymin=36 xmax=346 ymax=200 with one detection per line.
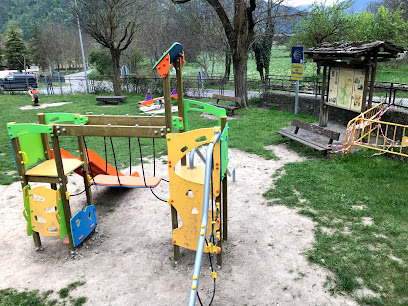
xmin=369 ymin=0 xmax=408 ymax=21
xmin=173 ymin=0 xmax=257 ymax=107
xmin=348 ymin=6 xmax=408 ymax=48
xmin=73 ymin=0 xmax=138 ymax=95
xmin=292 ymin=0 xmax=354 ymax=48
xmin=0 ymin=34 xmax=4 ymax=67
xmin=4 ymin=21 xmax=28 ymax=70
xmin=90 ymin=47 xmax=113 ymax=75
xmin=252 ymin=0 xmax=276 ymax=81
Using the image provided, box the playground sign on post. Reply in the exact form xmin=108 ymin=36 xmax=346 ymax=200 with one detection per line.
xmin=291 ymin=46 xmax=304 ymax=114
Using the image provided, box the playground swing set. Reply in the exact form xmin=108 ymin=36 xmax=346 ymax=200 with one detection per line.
xmin=8 ymin=43 xmax=229 ymax=304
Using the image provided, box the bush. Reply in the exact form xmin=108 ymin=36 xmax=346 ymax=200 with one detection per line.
xmin=89 ymin=47 xmax=112 ymax=75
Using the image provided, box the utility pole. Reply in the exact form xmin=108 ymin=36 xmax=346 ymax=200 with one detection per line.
xmin=75 ymin=0 xmax=89 ymax=93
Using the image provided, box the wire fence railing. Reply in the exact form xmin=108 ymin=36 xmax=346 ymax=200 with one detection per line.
xmin=2 ymin=73 xmax=407 ymax=109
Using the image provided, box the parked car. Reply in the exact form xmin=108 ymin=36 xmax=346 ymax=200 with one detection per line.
xmin=0 ymin=73 xmax=38 ymax=90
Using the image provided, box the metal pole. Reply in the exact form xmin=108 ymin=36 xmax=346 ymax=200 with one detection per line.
xmin=75 ymin=0 xmax=89 ymax=93
xmin=295 ymin=80 xmax=299 ymax=114
xmin=188 ymin=131 xmax=221 ymax=306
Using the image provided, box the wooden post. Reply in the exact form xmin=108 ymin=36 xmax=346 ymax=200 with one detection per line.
xmin=37 ymin=114 xmax=51 ymax=159
xmin=319 ymin=65 xmax=328 ymax=127
xmin=361 ymin=63 xmax=371 ymax=113
xmin=216 ymin=116 xmax=227 ymax=266
xmin=38 ymin=113 xmax=57 ymax=190
xmin=51 ymin=132 xmax=75 ymax=251
xmin=163 ymin=73 xmax=172 ymax=133
xmin=175 ymin=57 xmax=187 ymax=167
xmin=11 ymin=137 xmax=42 ymax=249
xmin=368 ymin=55 xmax=378 ymax=109
xmin=164 ymin=68 xmax=180 ymax=262
xmin=171 ymin=206 xmax=180 ymax=262
xmin=222 ymin=176 xmax=228 ymax=241
xmin=77 ymin=136 xmax=93 ymax=205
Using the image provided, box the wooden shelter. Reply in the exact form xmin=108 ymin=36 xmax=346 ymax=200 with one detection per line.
xmin=305 ymin=40 xmax=404 ymax=126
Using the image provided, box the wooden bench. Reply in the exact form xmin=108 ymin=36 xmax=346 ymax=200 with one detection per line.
xmin=207 ymin=94 xmax=241 ymax=115
xmin=96 ymin=96 xmax=127 ymax=105
xmin=278 ymin=119 xmax=340 ymax=156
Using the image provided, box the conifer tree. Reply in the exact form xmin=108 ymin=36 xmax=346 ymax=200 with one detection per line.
xmin=4 ymin=21 xmax=27 ymax=70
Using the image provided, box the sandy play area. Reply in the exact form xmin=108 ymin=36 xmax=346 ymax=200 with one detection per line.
xmin=0 ymin=145 xmax=356 ymax=305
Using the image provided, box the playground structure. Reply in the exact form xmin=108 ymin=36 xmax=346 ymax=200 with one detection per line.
xmin=343 ymin=102 xmax=408 ymax=157
xmin=8 ymin=43 xmax=229 ymax=304
xmin=28 ymin=87 xmax=39 ymax=105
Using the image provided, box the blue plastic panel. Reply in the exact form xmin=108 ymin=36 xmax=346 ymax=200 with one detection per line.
xmin=70 ymin=205 xmax=97 ymax=247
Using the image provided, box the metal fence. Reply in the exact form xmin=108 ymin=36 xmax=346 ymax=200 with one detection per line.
xmin=3 ymin=73 xmax=407 ymax=109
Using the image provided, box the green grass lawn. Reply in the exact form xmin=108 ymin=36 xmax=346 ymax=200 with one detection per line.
xmin=182 ymin=48 xmax=319 ymax=79
xmin=1 ymin=93 xmax=408 ymax=304
xmin=264 ymin=151 xmax=408 ymax=305
xmin=182 ymin=48 xmax=408 ymax=84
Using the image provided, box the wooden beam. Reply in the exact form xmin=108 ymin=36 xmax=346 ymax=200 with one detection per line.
xmin=221 ymin=117 xmax=228 ymax=242
xmin=37 ymin=113 xmax=51 ymax=160
xmin=25 ymin=175 xmax=60 ymax=184
xmin=11 ymin=137 xmax=42 ymax=249
xmin=171 ymin=205 xmax=180 ymax=262
xmin=54 ymin=125 xmax=167 ymax=138
xmin=175 ymin=57 xmax=187 ymax=167
xmin=85 ymin=115 xmax=166 ymax=127
xmin=361 ymin=62 xmax=371 ymax=113
xmin=163 ymin=73 xmax=173 ymax=133
xmin=368 ymin=55 xmax=378 ymax=109
xmin=77 ymin=136 xmax=93 ymax=206
xmin=51 ymin=134 xmax=75 ymax=251
xmin=319 ymin=65 xmax=328 ymax=127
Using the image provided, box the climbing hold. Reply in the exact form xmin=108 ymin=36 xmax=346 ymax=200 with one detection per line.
xmin=193 ymin=275 xmax=197 ymax=280
xmin=201 ymin=224 xmax=205 ymax=228
xmin=191 ymin=285 xmax=196 ymax=290
xmin=200 ymin=231 xmax=204 ymax=236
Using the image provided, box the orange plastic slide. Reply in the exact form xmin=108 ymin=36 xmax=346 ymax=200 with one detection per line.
xmin=51 ymin=149 xmax=140 ymax=178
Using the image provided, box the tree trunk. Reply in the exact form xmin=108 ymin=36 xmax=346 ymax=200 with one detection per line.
xmin=232 ymin=52 xmax=249 ymax=108
xmin=223 ymin=51 xmax=231 ymax=81
xmin=110 ymin=48 xmax=122 ymax=96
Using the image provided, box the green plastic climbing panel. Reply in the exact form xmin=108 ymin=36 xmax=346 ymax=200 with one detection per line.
xmin=22 ymin=185 xmax=34 ymax=236
xmin=183 ymin=99 xmax=226 ymax=132
xmin=19 ymin=133 xmax=45 ymax=167
xmin=43 ymin=113 xmax=88 ymax=125
xmin=7 ymin=123 xmax=52 ymax=139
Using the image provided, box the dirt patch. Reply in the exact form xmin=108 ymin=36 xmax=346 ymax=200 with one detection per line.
xmin=19 ymin=102 xmax=72 ymax=110
xmin=140 ymin=105 xmax=178 ymax=114
xmin=0 ymin=146 xmax=356 ymax=305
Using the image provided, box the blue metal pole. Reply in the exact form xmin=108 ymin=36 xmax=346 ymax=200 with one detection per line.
xmin=188 ymin=130 xmax=220 ymax=306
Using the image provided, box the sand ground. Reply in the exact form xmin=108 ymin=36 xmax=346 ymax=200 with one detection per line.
xmin=0 ymin=145 xmax=356 ymax=305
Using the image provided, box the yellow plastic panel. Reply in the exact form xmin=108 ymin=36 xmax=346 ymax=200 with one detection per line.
xmin=167 ymin=128 xmax=221 ymax=252
xmin=25 ymin=159 xmax=84 ymax=177
xmin=29 ymin=186 xmax=60 ymax=236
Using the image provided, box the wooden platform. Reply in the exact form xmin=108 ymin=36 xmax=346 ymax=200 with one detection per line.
xmin=25 ymin=159 xmax=84 ymax=177
xmin=92 ymin=174 xmax=161 ymax=188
